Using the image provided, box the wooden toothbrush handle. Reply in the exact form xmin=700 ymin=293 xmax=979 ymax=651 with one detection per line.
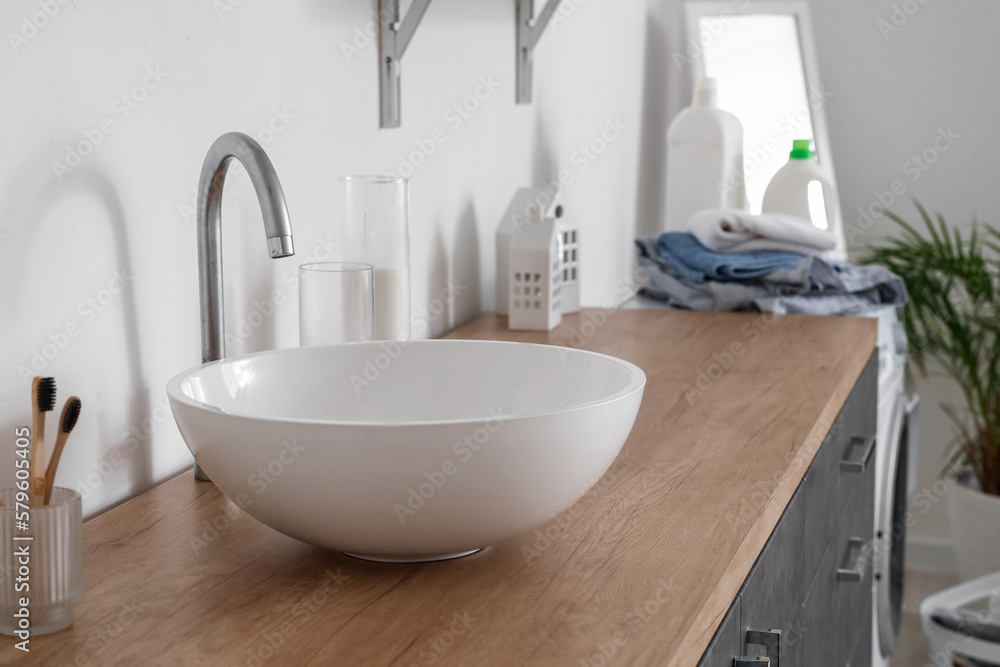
xmin=44 ymin=432 xmax=69 ymax=505
xmin=30 ymin=414 xmax=46 ymax=506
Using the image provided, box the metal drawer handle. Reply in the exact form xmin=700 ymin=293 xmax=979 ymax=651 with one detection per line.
xmin=839 ymin=435 xmax=876 ymax=472
xmin=741 ymin=628 xmax=781 ymax=667
xmin=836 ymin=537 xmax=871 ymax=582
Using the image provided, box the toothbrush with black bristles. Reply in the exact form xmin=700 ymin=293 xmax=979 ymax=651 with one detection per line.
xmin=30 ymin=376 xmax=56 ymax=506
xmin=44 ymin=397 xmax=81 ymax=505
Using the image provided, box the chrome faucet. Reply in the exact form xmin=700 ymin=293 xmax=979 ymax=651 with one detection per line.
xmin=194 ymin=132 xmax=295 ymax=481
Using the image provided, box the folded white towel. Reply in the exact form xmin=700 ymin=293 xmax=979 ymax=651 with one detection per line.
xmin=687 ymin=209 xmax=837 ymax=254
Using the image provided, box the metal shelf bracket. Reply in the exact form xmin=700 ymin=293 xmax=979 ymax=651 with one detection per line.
xmin=379 ymin=0 xmax=434 ymax=129
xmin=516 ymin=0 xmax=564 ymax=104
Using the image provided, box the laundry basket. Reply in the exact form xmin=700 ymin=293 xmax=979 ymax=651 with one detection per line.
xmin=920 ymin=571 xmax=1000 ymax=665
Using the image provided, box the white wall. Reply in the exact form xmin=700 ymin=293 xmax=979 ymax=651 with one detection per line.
xmin=0 ymin=0 xmax=647 ymax=517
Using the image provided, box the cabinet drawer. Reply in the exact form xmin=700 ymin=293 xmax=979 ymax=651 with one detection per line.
xmin=740 ymin=486 xmax=806 ymax=664
xmin=801 ymin=353 xmax=878 ymax=580
xmin=800 ymin=442 xmax=876 ymax=667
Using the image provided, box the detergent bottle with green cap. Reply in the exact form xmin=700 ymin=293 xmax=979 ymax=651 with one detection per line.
xmin=762 ymin=139 xmax=844 ymax=257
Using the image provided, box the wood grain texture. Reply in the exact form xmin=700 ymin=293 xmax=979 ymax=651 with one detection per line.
xmin=0 ymin=310 xmax=876 ymax=667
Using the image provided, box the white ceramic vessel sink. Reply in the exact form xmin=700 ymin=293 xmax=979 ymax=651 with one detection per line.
xmin=167 ymin=340 xmax=645 ymax=562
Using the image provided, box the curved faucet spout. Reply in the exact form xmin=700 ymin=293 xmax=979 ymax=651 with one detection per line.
xmin=195 ymin=132 xmax=295 ymax=481
xmin=197 ymin=131 xmax=295 ymax=363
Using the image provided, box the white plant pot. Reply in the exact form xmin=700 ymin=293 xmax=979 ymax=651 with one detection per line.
xmin=947 ymin=475 xmax=1000 ymax=581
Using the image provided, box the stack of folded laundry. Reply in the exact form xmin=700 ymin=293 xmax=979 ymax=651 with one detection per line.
xmin=636 ymin=209 xmax=906 ymax=315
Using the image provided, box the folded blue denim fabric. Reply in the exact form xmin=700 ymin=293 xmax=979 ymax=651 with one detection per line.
xmin=655 ymin=232 xmax=806 ymax=283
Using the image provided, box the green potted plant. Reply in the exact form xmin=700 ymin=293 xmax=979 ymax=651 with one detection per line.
xmin=863 ymin=202 xmax=1000 ymax=581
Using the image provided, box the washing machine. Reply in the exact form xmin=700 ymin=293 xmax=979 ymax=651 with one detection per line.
xmin=867 ymin=307 xmax=920 ymax=667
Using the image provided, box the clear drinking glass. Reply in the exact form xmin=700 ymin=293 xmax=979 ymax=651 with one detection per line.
xmin=0 ymin=488 xmax=84 ymax=636
xmin=340 ymin=176 xmax=411 ymax=342
xmin=299 ymin=262 xmax=375 ymax=346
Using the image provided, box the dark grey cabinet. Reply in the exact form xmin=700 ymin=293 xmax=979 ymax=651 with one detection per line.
xmin=699 ymin=353 xmax=878 ymax=667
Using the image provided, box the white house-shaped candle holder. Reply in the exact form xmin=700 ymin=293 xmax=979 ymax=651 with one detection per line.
xmin=496 ymin=187 xmax=563 ymax=316
xmin=508 ymin=218 xmax=562 ymax=331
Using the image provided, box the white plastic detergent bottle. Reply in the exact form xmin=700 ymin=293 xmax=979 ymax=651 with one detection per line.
xmin=662 ymin=77 xmax=746 ymax=233
xmin=762 ymin=139 xmax=845 ymax=257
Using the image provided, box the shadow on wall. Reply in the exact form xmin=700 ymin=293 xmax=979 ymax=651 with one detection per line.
xmin=532 ymin=111 xmax=558 ymax=188
xmin=452 ymin=201 xmax=482 ymax=328
xmin=634 ymin=8 xmax=673 ymax=240
xmin=424 ymin=225 xmax=451 ymax=338
xmin=419 ymin=204 xmax=481 ymax=340
xmin=0 ymin=162 xmax=156 ymax=509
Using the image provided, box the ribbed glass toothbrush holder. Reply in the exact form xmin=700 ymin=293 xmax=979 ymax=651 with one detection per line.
xmin=0 ymin=487 xmax=84 ymax=636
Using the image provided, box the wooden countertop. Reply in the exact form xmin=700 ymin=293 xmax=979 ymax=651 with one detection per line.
xmin=2 ymin=310 xmax=876 ymax=667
